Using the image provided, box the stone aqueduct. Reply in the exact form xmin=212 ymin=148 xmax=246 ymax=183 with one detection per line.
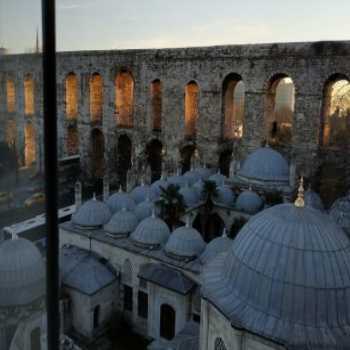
xmin=0 ymin=41 xmax=350 ymax=203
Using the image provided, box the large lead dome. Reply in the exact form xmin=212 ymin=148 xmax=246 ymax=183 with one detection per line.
xmin=202 ymin=203 xmax=350 ymax=349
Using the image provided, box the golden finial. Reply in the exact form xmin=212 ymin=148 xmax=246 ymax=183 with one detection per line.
xmin=294 ymin=176 xmax=305 ymax=208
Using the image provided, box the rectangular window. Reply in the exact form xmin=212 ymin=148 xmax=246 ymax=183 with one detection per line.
xmin=124 ymin=285 xmax=133 ymax=311
xmin=137 ymin=291 xmax=148 ymax=319
xmin=193 ymin=313 xmax=200 ymax=323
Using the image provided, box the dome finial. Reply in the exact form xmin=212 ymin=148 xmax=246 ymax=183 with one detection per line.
xmin=92 ymin=192 xmax=96 ymax=200
xmin=222 ymin=227 xmax=227 ymax=237
xmin=9 ymin=228 xmax=18 ymax=240
xmin=151 ymin=207 xmax=156 ymax=218
xmin=185 ymin=215 xmax=191 ymax=228
xmin=294 ymin=176 xmax=305 ymax=208
xmin=118 ymin=185 xmax=123 ymax=193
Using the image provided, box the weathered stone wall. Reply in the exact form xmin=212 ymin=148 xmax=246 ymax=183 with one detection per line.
xmin=1 ymin=41 xmax=350 ymax=201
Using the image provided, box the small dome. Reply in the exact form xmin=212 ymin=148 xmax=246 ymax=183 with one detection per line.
xmin=130 ymin=214 xmax=170 ymax=249
xmin=304 ymin=189 xmax=324 ymax=211
xmin=195 ymin=167 xmax=214 ymax=180
xmin=238 ymin=146 xmax=289 ymax=183
xmin=179 ymin=185 xmax=200 ymax=208
xmin=200 ymin=230 xmax=231 ymax=265
xmin=167 ymin=174 xmax=186 ymax=187
xmin=165 ymin=223 xmax=206 ymax=260
xmin=0 ymin=237 xmax=45 ymax=307
xmin=215 ymin=185 xmax=235 ymax=207
xmin=135 ymin=198 xmax=155 ymax=221
xmin=104 ymin=208 xmax=139 ymax=237
xmin=106 ymin=189 xmax=136 ymax=213
xmin=330 ymin=192 xmax=350 ymax=232
xmin=208 ymin=171 xmax=227 ymax=186
xmin=72 ymin=197 xmax=111 ymax=228
xmin=202 ymin=203 xmax=350 ymax=348
xmin=131 ymin=183 xmax=155 ymax=204
xmin=236 ymin=189 xmax=263 ymax=214
xmin=151 ymin=177 xmax=168 ymax=198
xmin=183 ymin=170 xmax=201 ymax=185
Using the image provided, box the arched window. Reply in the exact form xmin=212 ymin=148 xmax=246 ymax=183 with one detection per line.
xmin=116 ymin=71 xmax=134 ymax=128
xmin=66 ymin=127 xmax=79 ymax=156
xmin=146 ymin=139 xmax=163 ymax=182
xmin=222 ymin=74 xmax=245 ymax=139
xmin=90 ymin=128 xmax=105 ymax=178
xmin=30 ymin=327 xmax=41 ymax=350
xmin=151 ymin=79 xmax=162 ymax=131
xmin=160 ymin=304 xmax=176 ymax=340
xmin=264 ymin=74 xmax=295 ymax=146
xmin=6 ymin=79 xmax=16 ymax=113
xmin=184 ymin=81 xmax=199 ymax=138
xmin=24 ymin=75 xmax=35 ymax=115
xmin=321 ymin=74 xmax=350 ymax=147
xmin=65 ymin=73 xmax=78 ymax=118
xmin=24 ymin=122 xmax=36 ymax=166
xmin=214 ymin=337 xmax=227 ymax=350
xmin=93 ymin=305 xmax=100 ymax=329
xmin=89 ymin=73 xmax=103 ymax=122
xmin=116 ymin=135 xmax=132 ymax=189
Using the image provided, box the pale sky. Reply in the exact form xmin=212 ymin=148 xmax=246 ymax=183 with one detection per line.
xmin=1 ymin=0 xmax=350 ymax=53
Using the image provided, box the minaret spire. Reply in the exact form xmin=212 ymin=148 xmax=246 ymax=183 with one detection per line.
xmin=35 ymin=27 xmax=39 ymax=53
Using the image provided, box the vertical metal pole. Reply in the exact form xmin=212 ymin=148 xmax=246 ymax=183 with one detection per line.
xmin=41 ymin=0 xmax=60 ymax=349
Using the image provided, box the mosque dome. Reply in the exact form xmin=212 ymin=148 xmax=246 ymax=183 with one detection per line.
xmin=304 ymin=188 xmax=324 ymax=211
xmin=208 ymin=171 xmax=227 ymax=186
xmin=167 ymin=174 xmax=186 ymax=187
xmin=215 ymin=185 xmax=235 ymax=207
xmin=106 ymin=189 xmax=136 ymax=213
xmin=238 ymin=146 xmax=289 ymax=183
xmin=329 ymin=191 xmax=350 ymax=232
xmin=0 ymin=237 xmax=45 ymax=307
xmin=183 ymin=170 xmax=201 ymax=185
xmin=135 ymin=197 xmax=156 ymax=221
xmin=179 ymin=185 xmax=200 ymax=208
xmin=150 ymin=176 xmax=168 ymax=198
xmin=165 ymin=223 xmax=206 ymax=260
xmin=130 ymin=183 xmax=155 ymax=204
xmin=130 ymin=213 xmax=170 ymax=249
xmin=195 ymin=167 xmax=214 ymax=180
xmin=236 ymin=189 xmax=263 ymax=214
xmin=202 ymin=203 xmax=350 ymax=348
xmin=72 ymin=197 xmax=111 ymax=228
xmin=104 ymin=207 xmax=139 ymax=237
xmin=199 ymin=230 xmax=231 ymax=265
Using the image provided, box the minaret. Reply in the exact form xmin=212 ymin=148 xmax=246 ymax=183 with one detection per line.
xmin=35 ymin=28 xmax=39 ymax=53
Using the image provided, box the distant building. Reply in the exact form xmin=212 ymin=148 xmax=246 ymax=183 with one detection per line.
xmin=0 ymin=47 xmax=7 ymax=56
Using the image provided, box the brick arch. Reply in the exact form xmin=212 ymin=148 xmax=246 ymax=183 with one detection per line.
xmin=184 ymin=80 xmax=200 ymax=139
xmin=24 ymin=74 xmax=35 ymax=116
xmin=89 ymin=72 xmax=103 ymax=122
xmin=115 ymin=69 xmax=134 ymax=128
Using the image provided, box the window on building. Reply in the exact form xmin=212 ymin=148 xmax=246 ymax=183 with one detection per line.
xmin=124 ymin=285 xmax=133 ymax=311
xmin=264 ymin=74 xmax=295 ymax=147
xmin=151 ymin=79 xmax=162 ymax=131
xmin=116 ymin=70 xmax=134 ymax=128
xmin=137 ymin=291 xmax=148 ymax=319
xmin=24 ymin=75 xmax=35 ymax=115
xmin=222 ymin=74 xmax=245 ymax=139
xmin=89 ymin=73 xmax=103 ymax=122
xmin=6 ymin=79 xmax=16 ymax=113
xmin=65 ymin=72 xmax=78 ymax=118
xmin=193 ymin=313 xmax=200 ymax=323
xmin=184 ymin=81 xmax=199 ymax=138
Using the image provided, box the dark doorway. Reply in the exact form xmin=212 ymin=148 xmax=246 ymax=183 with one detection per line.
xmin=117 ymin=135 xmax=132 ymax=189
xmin=146 ymin=139 xmax=163 ymax=182
xmin=180 ymin=145 xmax=196 ymax=174
xmin=93 ymin=305 xmax=100 ymax=329
xmin=160 ymin=304 xmax=176 ymax=340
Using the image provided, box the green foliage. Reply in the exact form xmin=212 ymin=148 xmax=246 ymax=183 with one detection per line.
xmin=201 ymin=180 xmax=218 ymax=202
xmin=230 ymin=217 xmax=248 ymax=239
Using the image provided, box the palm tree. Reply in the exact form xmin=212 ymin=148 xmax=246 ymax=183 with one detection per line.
xmin=156 ymin=184 xmax=186 ymax=230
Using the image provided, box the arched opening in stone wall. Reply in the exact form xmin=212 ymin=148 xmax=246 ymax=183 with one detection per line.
xmin=151 ymin=79 xmax=162 ymax=131
xmin=89 ymin=73 xmax=103 ymax=122
xmin=65 ymin=72 xmax=78 ymax=118
xmin=160 ymin=304 xmax=176 ymax=340
xmin=24 ymin=75 xmax=35 ymax=116
xmin=184 ymin=81 xmax=199 ymax=138
xmin=264 ymin=74 xmax=295 ymax=147
xmin=180 ymin=144 xmax=196 ymax=174
xmin=66 ymin=126 xmax=79 ymax=156
xmin=30 ymin=327 xmax=41 ymax=350
xmin=6 ymin=79 xmax=16 ymax=113
xmin=321 ymin=74 xmax=350 ymax=147
xmin=219 ymin=149 xmax=232 ymax=177
xmin=222 ymin=74 xmax=245 ymax=140
xmin=116 ymin=134 xmax=132 ymax=189
xmin=116 ymin=70 xmax=134 ymax=128
xmin=146 ymin=139 xmax=163 ymax=182
xmin=24 ymin=122 xmax=36 ymax=167
xmin=89 ymin=128 xmax=105 ymax=179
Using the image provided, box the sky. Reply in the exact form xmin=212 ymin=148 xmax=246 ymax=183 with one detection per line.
xmin=1 ymin=0 xmax=350 ymax=53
